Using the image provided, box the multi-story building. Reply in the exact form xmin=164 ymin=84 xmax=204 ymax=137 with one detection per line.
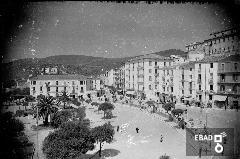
xmin=186 ymin=27 xmax=240 ymax=61
xmin=29 ymin=74 xmax=92 ymax=98
xmin=118 ymin=65 xmax=125 ymax=93
xmin=124 ymin=54 xmax=173 ymax=100
xmin=178 ymin=62 xmax=196 ymax=104
xmin=216 ymin=54 xmax=240 ymax=109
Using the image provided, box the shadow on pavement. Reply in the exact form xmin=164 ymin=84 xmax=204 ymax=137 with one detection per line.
xmin=101 ymin=148 xmax=120 ymax=157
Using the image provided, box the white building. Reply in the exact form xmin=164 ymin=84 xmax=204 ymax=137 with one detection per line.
xmin=29 ymin=74 xmax=91 ymax=98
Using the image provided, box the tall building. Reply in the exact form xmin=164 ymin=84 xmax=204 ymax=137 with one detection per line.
xmin=124 ymin=54 xmax=173 ymax=100
xmin=186 ymin=27 xmax=240 ymax=61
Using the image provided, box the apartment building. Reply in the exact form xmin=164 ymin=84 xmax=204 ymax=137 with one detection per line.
xmin=29 ymin=74 xmax=91 ymax=98
xmin=216 ymin=54 xmax=240 ymax=109
xmin=118 ymin=65 xmax=125 ymax=93
xmin=178 ymin=62 xmax=196 ymax=104
xmin=186 ymin=27 xmax=240 ymax=61
xmin=124 ymin=54 xmax=172 ymax=100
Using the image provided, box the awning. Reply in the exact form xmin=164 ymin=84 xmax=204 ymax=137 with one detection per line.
xmin=214 ymin=95 xmax=227 ymax=101
xmin=126 ymin=91 xmax=136 ymax=95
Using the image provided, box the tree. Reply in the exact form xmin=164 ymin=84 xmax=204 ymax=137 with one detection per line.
xmin=51 ymin=110 xmax=72 ymax=128
xmin=42 ymin=121 xmax=95 ymax=159
xmin=162 ymin=102 xmax=175 ymax=114
xmin=58 ymin=91 xmax=70 ymax=109
xmin=171 ymin=109 xmax=184 ymax=118
xmin=146 ymin=100 xmax=157 ymax=113
xmin=91 ymin=122 xmax=115 ymax=157
xmin=35 ymin=95 xmax=58 ymax=126
xmin=98 ymin=102 xmax=115 ymax=118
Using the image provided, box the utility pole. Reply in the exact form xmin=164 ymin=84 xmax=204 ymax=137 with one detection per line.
xmin=36 ymin=106 xmax=39 ymax=159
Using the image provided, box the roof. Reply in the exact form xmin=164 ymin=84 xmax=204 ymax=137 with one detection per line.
xmin=30 ymin=74 xmax=88 ymax=81
xmin=179 ymin=61 xmax=196 ymax=69
xmin=218 ymin=54 xmax=240 ymax=62
xmin=196 ymin=54 xmax=230 ymax=63
xmin=128 ymin=54 xmax=171 ymax=63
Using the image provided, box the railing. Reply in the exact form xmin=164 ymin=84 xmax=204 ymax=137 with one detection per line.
xmin=137 ymin=81 xmax=144 ymax=85
xmin=196 ymin=90 xmax=203 ymax=94
xmin=218 ymin=79 xmax=239 ymax=83
xmin=154 ymin=65 xmax=159 ymax=69
xmin=137 ymin=66 xmax=144 ymax=70
xmin=138 ymin=74 xmax=144 ymax=78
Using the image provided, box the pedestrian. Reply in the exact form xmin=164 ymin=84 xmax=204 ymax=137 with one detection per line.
xmin=160 ymin=135 xmax=163 ymax=142
xmin=136 ymin=127 xmax=139 ymax=133
xmin=117 ymin=125 xmax=119 ymax=132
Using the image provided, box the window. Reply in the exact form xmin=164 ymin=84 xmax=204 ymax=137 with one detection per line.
xmin=210 ymin=63 xmax=213 ymax=68
xmin=164 ymin=62 xmax=166 ymax=66
xmin=47 ymin=87 xmax=50 ymax=92
xmin=40 ymin=86 xmax=42 ymax=91
xmin=155 ymin=85 xmax=157 ymax=89
xmin=149 ymin=85 xmax=152 ymax=90
xmin=210 ymin=85 xmax=213 ymax=90
xmin=155 ymin=69 xmax=157 ymax=74
xmin=80 ymin=87 xmax=84 ymax=93
xmin=190 ymin=90 xmax=192 ymax=94
xmin=199 ymin=64 xmax=201 ymax=69
xmin=64 ymin=87 xmax=66 ymax=91
xmin=233 ymin=74 xmax=238 ymax=81
xmin=171 ymin=87 xmax=173 ymax=92
xmin=167 ymin=70 xmax=169 ymax=75
xmin=190 ymin=68 xmax=192 ymax=71
xmin=209 ymin=95 xmax=212 ymax=100
xmin=199 ymin=85 xmax=201 ymax=90
xmin=234 ymin=63 xmax=238 ymax=70
xmin=190 ymin=75 xmax=192 ymax=79
xmin=182 ymin=82 xmax=184 ymax=87
xmin=56 ymin=81 xmax=58 ymax=85
xmin=210 ymin=73 xmax=213 ymax=79
xmin=72 ymin=81 xmax=75 ymax=85
xmin=33 ymin=87 xmax=35 ymax=91
xmin=56 ymin=87 xmax=58 ymax=92
xmin=221 ymin=74 xmax=225 ymax=82
xmin=155 ymin=61 xmax=157 ymax=66
xmin=182 ymin=74 xmax=184 ymax=80
xmin=221 ymin=63 xmax=225 ymax=71
xmin=149 ymin=61 xmax=152 ymax=66
xmin=80 ymin=81 xmax=83 ymax=85
xmin=149 ymin=69 xmax=152 ymax=73
xmin=199 ymin=95 xmax=202 ymax=101
xmin=220 ymin=85 xmax=225 ymax=91
xmin=163 ymin=87 xmax=165 ymax=92
xmin=233 ymin=85 xmax=237 ymax=93
xmin=149 ymin=76 xmax=152 ymax=81
xmin=182 ymin=90 xmax=184 ymax=94
xmin=33 ymin=81 xmax=36 ymax=85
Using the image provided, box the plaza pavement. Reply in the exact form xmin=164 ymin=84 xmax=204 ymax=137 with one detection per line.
xmin=85 ymin=101 xmax=214 ymax=159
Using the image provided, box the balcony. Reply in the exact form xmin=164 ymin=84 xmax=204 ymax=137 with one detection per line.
xmin=137 ymin=81 xmax=144 ymax=85
xmin=217 ymin=90 xmax=239 ymax=95
xmin=138 ymin=74 xmax=144 ymax=78
xmin=197 ymin=79 xmax=202 ymax=84
xmin=196 ymin=90 xmax=203 ymax=94
xmin=137 ymin=66 xmax=144 ymax=70
xmin=218 ymin=69 xmax=240 ymax=74
xmin=154 ymin=65 xmax=159 ymax=69
xmin=206 ymin=90 xmax=215 ymax=94
xmin=154 ymin=73 xmax=159 ymax=77
xmin=218 ymin=79 xmax=240 ymax=84
xmin=208 ymin=78 xmax=213 ymax=84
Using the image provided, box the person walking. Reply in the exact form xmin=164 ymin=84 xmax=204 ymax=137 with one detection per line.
xmin=160 ymin=135 xmax=163 ymax=142
xmin=117 ymin=125 xmax=119 ymax=132
xmin=136 ymin=127 xmax=139 ymax=133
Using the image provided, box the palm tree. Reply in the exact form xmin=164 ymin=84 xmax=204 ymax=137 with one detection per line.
xmin=36 ymin=95 xmax=58 ymax=126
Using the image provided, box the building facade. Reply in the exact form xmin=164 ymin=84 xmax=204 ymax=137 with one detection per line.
xmin=29 ymin=74 xmax=92 ymax=98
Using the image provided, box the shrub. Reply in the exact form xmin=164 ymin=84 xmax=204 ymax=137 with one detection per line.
xmin=171 ymin=109 xmax=184 ymax=118
xmin=15 ymin=110 xmax=25 ymax=117
xmin=207 ymin=102 xmax=212 ymax=108
xmin=85 ymin=99 xmax=92 ymax=104
xmin=159 ymin=154 xmax=170 ymax=159
xmin=163 ymin=102 xmax=175 ymax=114
xmin=72 ymin=99 xmax=81 ymax=106
xmin=168 ymin=114 xmax=174 ymax=121
xmin=178 ymin=119 xmax=186 ymax=129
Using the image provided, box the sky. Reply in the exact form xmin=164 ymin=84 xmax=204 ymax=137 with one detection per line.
xmin=4 ymin=1 xmax=235 ymax=60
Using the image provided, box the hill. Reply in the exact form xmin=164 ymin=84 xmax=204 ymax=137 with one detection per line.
xmin=1 ymin=49 xmax=187 ymax=87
